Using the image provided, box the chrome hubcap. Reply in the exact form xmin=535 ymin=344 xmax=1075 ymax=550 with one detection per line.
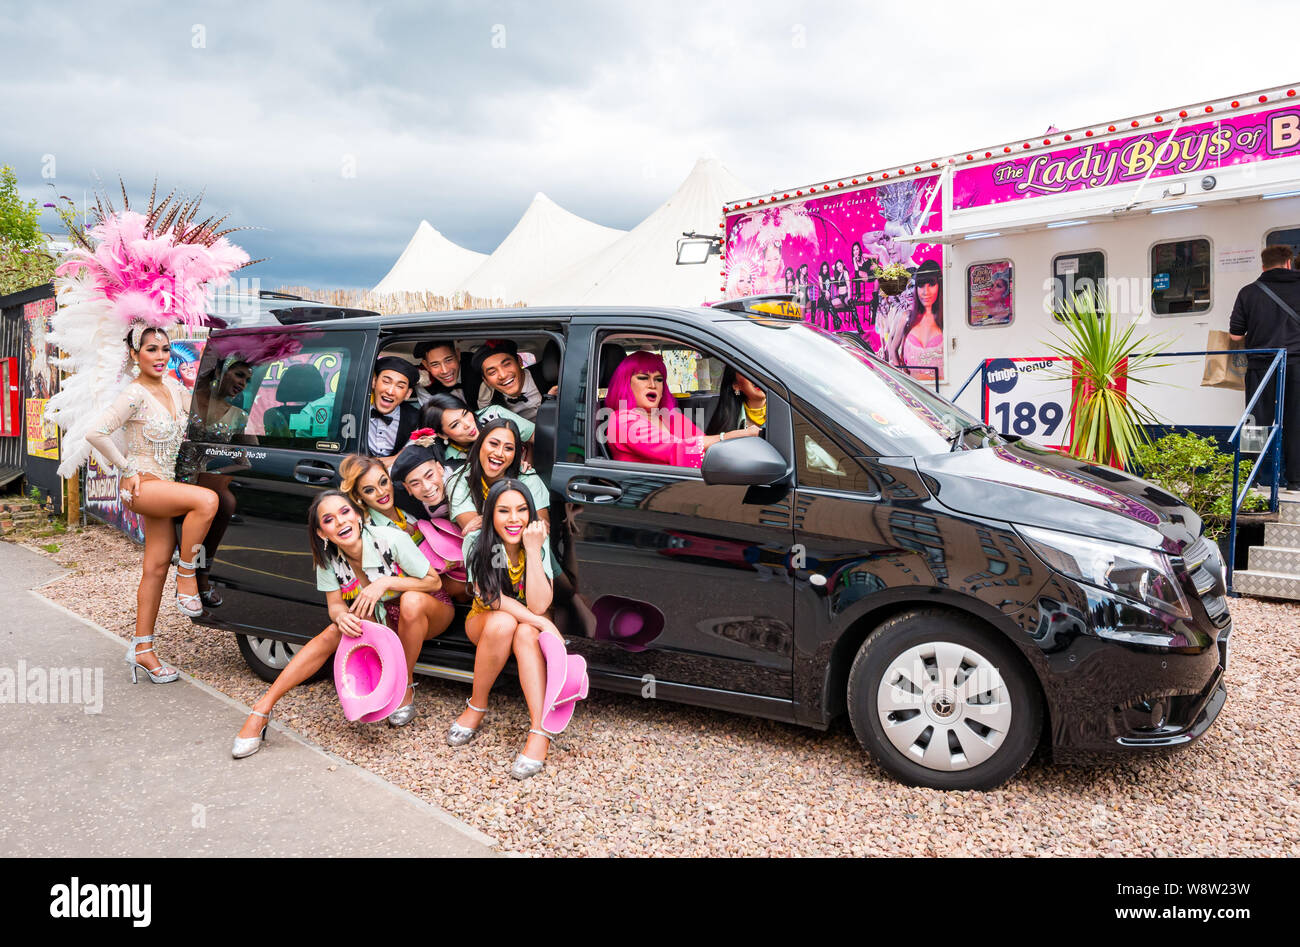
xmin=246 ymin=636 xmax=303 ymax=670
xmin=876 ymin=640 xmax=1012 ymax=772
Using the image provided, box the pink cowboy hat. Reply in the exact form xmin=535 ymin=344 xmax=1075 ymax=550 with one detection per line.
xmin=417 ymin=518 xmax=468 ymax=582
xmin=538 ymin=631 xmax=589 ymax=734
xmin=333 ymin=620 xmax=410 ymax=722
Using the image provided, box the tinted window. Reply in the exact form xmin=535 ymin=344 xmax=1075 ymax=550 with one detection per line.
xmin=187 ymin=329 xmax=364 ymax=451
xmin=1051 ymin=250 xmax=1106 ymax=314
xmin=1266 ymin=226 xmax=1300 ymax=261
xmin=1151 ymin=238 xmax=1211 ymax=315
xmin=794 ymin=411 xmax=877 ymax=494
xmin=716 ymin=318 xmax=983 ymax=457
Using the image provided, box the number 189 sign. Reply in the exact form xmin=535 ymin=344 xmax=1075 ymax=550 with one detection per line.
xmin=981 ymin=357 xmax=1073 ymax=450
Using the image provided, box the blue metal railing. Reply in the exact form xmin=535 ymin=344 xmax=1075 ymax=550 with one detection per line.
xmin=948 ymin=349 xmax=1286 ymax=592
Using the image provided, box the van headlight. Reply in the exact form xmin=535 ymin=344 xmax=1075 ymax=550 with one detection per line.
xmin=1016 ymin=525 xmax=1190 ymax=618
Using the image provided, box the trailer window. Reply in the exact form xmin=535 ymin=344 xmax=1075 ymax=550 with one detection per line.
xmin=1051 ymin=250 xmax=1106 ymax=316
xmin=1266 ymin=226 xmax=1300 ymax=261
xmin=967 ymin=260 xmax=1014 ymax=328
xmin=1150 ymin=238 xmax=1211 ymax=315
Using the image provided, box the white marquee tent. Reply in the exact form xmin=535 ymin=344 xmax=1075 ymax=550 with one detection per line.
xmin=372 ymin=220 xmax=487 ymax=295
xmin=528 ymin=157 xmax=754 ymax=307
xmin=454 ymin=192 xmax=625 ymax=303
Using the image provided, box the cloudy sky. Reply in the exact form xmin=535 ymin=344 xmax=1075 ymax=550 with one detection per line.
xmin=3 ymin=0 xmax=1296 ymax=289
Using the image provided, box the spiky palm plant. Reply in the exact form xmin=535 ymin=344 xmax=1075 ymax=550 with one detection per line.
xmin=1043 ymin=290 xmax=1170 ymax=470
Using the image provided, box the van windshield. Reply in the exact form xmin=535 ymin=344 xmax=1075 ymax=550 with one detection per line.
xmin=716 ymin=319 xmax=983 ymax=456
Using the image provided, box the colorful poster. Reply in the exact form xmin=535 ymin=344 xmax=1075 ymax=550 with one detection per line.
xmin=953 ymin=103 xmax=1300 ymax=210
xmin=723 ymin=175 xmax=945 ymax=380
xmin=83 ymin=453 xmax=145 ymax=543
xmin=967 ymin=261 xmax=1014 ymax=327
xmin=23 ymin=297 xmax=59 ymax=459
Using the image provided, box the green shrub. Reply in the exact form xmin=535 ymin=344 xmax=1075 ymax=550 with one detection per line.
xmin=1132 ymin=432 xmax=1269 ymax=540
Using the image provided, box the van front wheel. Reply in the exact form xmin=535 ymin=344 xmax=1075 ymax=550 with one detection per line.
xmin=847 ymin=609 xmax=1042 ymax=790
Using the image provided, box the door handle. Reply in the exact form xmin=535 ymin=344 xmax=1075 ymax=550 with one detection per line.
xmin=293 ymin=460 xmax=337 ymax=484
xmin=567 ymin=479 xmax=623 ymax=502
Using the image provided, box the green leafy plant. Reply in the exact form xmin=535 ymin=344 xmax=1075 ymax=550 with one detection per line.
xmin=1132 ymin=432 xmax=1268 ymax=540
xmin=1043 ymin=291 xmax=1171 ymax=470
xmin=0 ymin=165 xmax=57 ymax=296
xmin=874 ymin=262 xmax=910 ymax=281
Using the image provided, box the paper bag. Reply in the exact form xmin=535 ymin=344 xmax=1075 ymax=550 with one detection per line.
xmin=1201 ymin=331 xmax=1246 ymax=390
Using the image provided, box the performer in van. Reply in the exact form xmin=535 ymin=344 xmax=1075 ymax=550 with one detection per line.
xmin=705 ymin=365 xmax=768 ymax=437
xmin=367 ymin=356 xmax=421 ymax=461
xmin=451 ymin=478 xmax=566 ymax=780
xmin=420 ymin=392 xmax=535 ymax=468
xmin=231 ymin=490 xmax=453 ymax=757
xmin=473 ymin=339 xmax=554 ymax=421
xmin=604 ymin=350 xmax=759 ymax=468
xmin=341 ymin=448 xmax=468 ymax=601
xmin=444 ymin=417 xmax=551 ymax=537
xmin=413 ymin=340 xmax=479 ymax=409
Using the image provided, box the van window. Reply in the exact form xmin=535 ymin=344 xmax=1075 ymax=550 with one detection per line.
xmin=592 ymin=332 xmax=751 ymax=467
xmin=1150 ymin=238 xmax=1211 ymax=315
xmin=794 ymin=411 xmax=878 ymax=494
xmin=188 ymin=329 xmax=364 ymax=450
xmin=1266 ymin=226 xmax=1300 ymax=261
xmin=1051 ymin=250 xmax=1106 ymax=315
xmin=967 ymin=260 xmax=1014 ymax=328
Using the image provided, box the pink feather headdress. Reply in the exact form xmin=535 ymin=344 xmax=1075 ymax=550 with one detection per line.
xmin=55 ymin=208 xmax=250 ymax=333
xmin=45 ymin=182 xmax=256 ymax=478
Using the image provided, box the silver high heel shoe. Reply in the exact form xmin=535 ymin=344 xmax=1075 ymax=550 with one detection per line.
xmin=388 ymin=681 xmax=417 ymax=727
xmin=510 ymin=728 xmax=554 ymax=780
xmin=175 ymin=558 xmax=204 ymax=618
xmin=125 ymin=635 xmax=179 ymax=684
xmin=232 ymin=709 xmax=271 ymax=759
xmin=447 ymin=698 xmax=487 ymax=746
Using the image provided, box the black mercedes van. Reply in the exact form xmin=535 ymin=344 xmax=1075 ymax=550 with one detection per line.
xmin=179 ymin=304 xmax=1229 ymax=790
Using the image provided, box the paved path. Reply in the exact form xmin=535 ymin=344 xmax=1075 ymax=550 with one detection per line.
xmin=0 ymin=541 xmax=496 ymax=857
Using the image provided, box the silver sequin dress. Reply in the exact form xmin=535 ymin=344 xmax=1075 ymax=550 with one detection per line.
xmin=85 ymin=378 xmax=189 ymax=481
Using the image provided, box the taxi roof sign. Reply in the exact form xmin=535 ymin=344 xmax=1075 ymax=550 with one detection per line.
xmin=710 ymin=293 xmax=805 ymax=320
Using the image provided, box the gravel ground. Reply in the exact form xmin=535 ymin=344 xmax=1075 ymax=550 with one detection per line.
xmin=22 ymin=523 xmax=1300 ymax=857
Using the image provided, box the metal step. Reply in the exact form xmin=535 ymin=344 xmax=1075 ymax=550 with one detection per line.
xmin=1233 ymin=569 xmax=1300 ymax=601
xmin=1244 ymin=545 xmax=1300 ymax=573
xmin=1281 ymin=499 xmax=1300 ymax=525
xmin=1263 ymin=522 xmax=1300 ymax=547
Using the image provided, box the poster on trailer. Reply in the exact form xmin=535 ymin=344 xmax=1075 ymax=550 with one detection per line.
xmin=722 ymin=175 xmax=945 ymax=381
xmin=23 ymin=297 xmax=60 ymax=460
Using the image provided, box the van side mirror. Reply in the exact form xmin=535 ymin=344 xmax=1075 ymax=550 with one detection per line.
xmin=701 ymin=436 xmax=790 ymax=486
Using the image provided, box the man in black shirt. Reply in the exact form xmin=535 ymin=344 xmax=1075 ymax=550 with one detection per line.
xmin=1229 ymin=245 xmax=1300 ymax=489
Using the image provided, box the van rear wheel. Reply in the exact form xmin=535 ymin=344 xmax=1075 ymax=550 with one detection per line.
xmin=847 ymin=608 xmax=1042 ymax=790
xmin=236 ymin=634 xmax=329 ymax=684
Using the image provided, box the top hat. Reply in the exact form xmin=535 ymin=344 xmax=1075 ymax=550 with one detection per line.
xmin=333 ymin=619 xmax=410 ymax=722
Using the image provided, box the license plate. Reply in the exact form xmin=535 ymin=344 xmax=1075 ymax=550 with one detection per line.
xmin=1218 ymin=631 xmax=1231 ymax=673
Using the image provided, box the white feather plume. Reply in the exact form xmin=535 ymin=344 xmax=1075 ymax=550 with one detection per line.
xmin=44 ymin=270 xmax=131 ymax=479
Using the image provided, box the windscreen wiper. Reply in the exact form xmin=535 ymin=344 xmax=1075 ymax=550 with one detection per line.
xmin=947 ymin=421 xmax=993 ymax=452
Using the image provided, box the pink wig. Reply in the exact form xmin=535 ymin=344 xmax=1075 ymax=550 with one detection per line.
xmin=604 ymin=350 xmax=679 ymax=413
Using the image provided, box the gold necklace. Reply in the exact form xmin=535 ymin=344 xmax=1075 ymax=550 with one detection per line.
xmin=505 ymin=547 xmax=525 ymax=590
